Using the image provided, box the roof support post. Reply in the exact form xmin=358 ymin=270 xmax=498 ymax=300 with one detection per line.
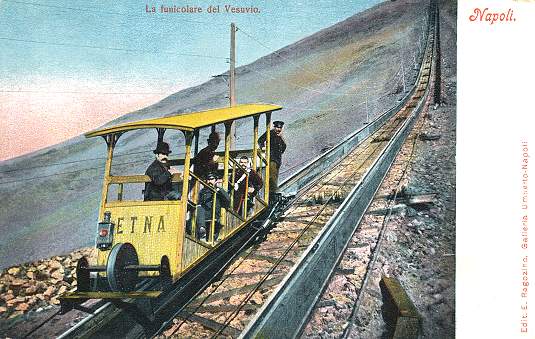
xmin=99 ymin=133 xmax=121 ymax=220
xmin=181 ymin=131 xmax=194 ymax=209
xmin=179 ymin=131 xmax=194 ymax=272
xmin=156 ymin=128 xmax=166 ymax=144
xmin=221 ymin=122 xmax=233 ymax=226
xmin=193 ymin=129 xmax=200 ymax=157
xmin=264 ymin=113 xmax=271 ymax=203
xmin=252 ymin=115 xmax=259 ymax=171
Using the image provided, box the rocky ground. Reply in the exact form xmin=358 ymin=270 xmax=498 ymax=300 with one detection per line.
xmin=0 ymin=248 xmax=97 ymax=335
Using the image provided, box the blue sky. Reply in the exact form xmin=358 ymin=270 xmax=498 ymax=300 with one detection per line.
xmin=0 ymin=0 xmax=382 ymax=159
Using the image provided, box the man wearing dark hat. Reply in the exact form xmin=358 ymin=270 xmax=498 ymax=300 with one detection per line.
xmin=258 ymin=120 xmax=286 ymax=196
xmin=195 ymin=172 xmax=231 ymax=241
xmin=192 ymin=131 xmax=221 ymax=180
xmin=144 ymin=142 xmax=181 ymax=201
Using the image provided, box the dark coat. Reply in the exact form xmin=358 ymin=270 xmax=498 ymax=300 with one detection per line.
xmin=258 ymin=130 xmax=287 ymax=167
xmin=196 ymin=186 xmax=231 ymax=225
xmin=233 ymin=168 xmax=263 ymax=211
xmin=192 ymin=146 xmax=218 ymax=179
xmin=144 ymin=160 xmax=172 ymax=201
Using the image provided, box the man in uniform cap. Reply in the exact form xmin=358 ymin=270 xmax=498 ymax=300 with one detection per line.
xmin=258 ymin=120 xmax=286 ymax=198
xmin=144 ymin=142 xmax=181 ymax=201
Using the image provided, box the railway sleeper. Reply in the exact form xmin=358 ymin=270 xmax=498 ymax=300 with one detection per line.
xmin=176 ymin=311 xmax=242 ymax=337
xmin=188 ymin=276 xmax=284 ymax=306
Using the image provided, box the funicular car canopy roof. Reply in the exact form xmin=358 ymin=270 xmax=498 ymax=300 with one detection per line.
xmin=85 ymin=103 xmax=282 ymax=138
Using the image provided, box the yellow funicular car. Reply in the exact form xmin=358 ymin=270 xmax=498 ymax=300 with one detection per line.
xmin=61 ymin=103 xmax=282 ymax=318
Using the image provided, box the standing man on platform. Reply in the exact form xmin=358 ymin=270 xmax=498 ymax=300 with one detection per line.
xmin=258 ymin=120 xmax=286 ymax=198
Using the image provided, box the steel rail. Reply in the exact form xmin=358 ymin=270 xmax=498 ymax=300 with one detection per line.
xmin=342 ymin=82 xmax=430 ymax=339
xmin=178 ymin=51 xmax=432 ymax=336
xmin=211 ymin=123 xmax=409 ymax=337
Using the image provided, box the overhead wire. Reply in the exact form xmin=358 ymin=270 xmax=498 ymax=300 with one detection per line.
xmin=0 ymin=49 xmax=409 ymax=182
xmin=0 ymin=90 xmax=170 ymax=95
xmin=0 ymin=149 xmax=157 ymax=174
xmin=277 ymin=66 xmax=405 ymax=177
xmin=236 ymin=25 xmax=376 ymax=98
xmin=0 ymin=37 xmax=228 ymax=60
xmin=237 ymin=26 xmax=410 ymax=97
xmin=0 ymin=141 xmax=253 ymax=183
xmin=236 ymin=53 xmax=356 ymax=98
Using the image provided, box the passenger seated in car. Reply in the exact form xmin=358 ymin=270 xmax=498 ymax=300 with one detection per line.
xmin=144 ymin=142 xmax=181 ymax=201
xmin=195 ymin=172 xmax=231 ymax=241
xmin=233 ymin=155 xmax=263 ymax=216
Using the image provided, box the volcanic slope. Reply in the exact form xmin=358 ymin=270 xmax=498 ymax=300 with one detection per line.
xmin=0 ymin=0 xmax=429 ymax=268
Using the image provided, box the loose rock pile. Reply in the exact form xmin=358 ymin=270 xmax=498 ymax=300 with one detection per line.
xmin=0 ymin=247 xmax=97 ymax=320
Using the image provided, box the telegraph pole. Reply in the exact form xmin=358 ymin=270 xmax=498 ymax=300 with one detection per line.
xmin=229 ymin=23 xmax=237 ymax=149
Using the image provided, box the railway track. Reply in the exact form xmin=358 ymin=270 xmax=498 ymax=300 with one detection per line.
xmin=25 ymin=1 xmax=439 ymax=338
